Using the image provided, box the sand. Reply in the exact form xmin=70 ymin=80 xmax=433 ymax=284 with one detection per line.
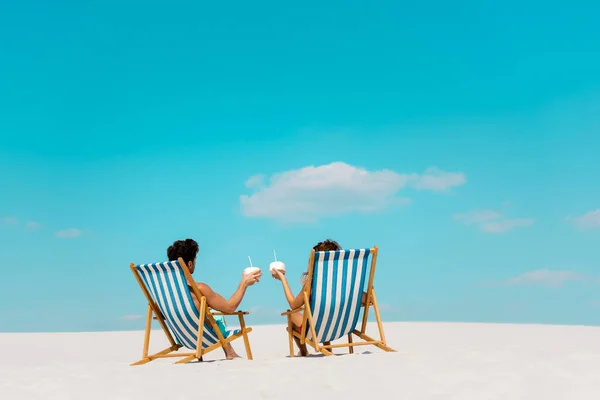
xmin=1 ymin=321 xmax=599 ymax=399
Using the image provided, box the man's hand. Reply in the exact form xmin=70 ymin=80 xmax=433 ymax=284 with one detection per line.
xmin=241 ymin=270 xmax=262 ymax=287
xmin=271 ymin=269 xmax=286 ymax=281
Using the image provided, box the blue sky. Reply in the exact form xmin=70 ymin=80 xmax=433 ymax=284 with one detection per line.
xmin=1 ymin=1 xmax=599 ymax=332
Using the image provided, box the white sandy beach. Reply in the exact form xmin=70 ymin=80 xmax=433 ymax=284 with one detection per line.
xmin=1 ymin=321 xmax=599 ymax=399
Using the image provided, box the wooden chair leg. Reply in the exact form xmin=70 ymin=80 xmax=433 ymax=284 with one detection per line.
xmin=238 ymin=313 xmax=253 ymax=360
xmin=131 ymin=344 xmax=180 ymax=366
xmin=175 ymin=354 xmax=197 ymax=364
xmin=287 ymin=316 xmax=295 ymax=358
xmin=353 ymin=330 xmax=396 ymax=352
xmin=348 ymin=333 xmax=354 ymax=354
xmin=316 ymin=344 xmax=333 ymax=356
xmin=370 ymin=289 xmax=389 ymax=347
xmin=141 ymin=305 xmax=152 ymax=359
xmin=194 ymin=298 xmax=207 ymax=360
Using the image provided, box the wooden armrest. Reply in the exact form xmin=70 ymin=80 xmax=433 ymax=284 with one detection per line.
xmin=210 ymin=311 xmax=249 ymax=316
xmin=153 ymin=311 xmax=249 ymax=320
xmin=281 ymin=307 xmax=304 ymax=316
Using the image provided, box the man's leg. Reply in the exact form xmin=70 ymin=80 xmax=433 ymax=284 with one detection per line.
xmin=214 ymin=315 xmax=241 ymax=360
xmin=223 ymin=342 xmax=240 ymax=359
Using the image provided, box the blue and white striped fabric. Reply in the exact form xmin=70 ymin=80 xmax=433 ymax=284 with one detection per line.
xmin=135 ymin=260 xmax=240 ymax=350
xmin=307 ymin=248 xmax=370 ymax=344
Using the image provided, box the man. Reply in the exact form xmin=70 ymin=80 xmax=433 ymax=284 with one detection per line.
xmin=167 ymin=238 xmax=262 ymax=360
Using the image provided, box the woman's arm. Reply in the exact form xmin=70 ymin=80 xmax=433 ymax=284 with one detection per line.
xmin=273 ymin=270 xmax=308 ymax=309
xmin=289 ymin=280 xmax=309 ymax=309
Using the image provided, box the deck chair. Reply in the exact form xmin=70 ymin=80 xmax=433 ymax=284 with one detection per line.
xmin=129 ymin=257 xmax=253 ymax=365
xmin=282 ymin=246 xmax=395 ymax=356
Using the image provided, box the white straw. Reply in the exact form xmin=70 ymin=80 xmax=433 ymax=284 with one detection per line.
xmin=248 ymin=256 xmax=253 ymax=267
xmin=273 ymin=249 xmax=277 ymax=261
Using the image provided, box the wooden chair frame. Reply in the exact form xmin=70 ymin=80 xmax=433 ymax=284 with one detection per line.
xmin=282 ymin=246 xmax=396 ymax=357
xmin=129 ymin=257 xmax=253 ymax=366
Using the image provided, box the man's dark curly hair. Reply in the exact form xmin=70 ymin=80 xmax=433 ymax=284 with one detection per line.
xmin=167 ymin=238 xmax=199 ymax=265
xmin=313 ymin=239 xmax=342 ymax=252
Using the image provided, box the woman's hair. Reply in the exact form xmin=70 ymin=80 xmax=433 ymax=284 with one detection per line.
xmin=312 ymin=239 xmax=341 ymax=252
xmin=302 ymin=239 xmax=342 ymax=282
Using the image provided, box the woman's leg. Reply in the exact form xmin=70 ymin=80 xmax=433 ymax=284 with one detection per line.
xmin=289 ymin=312 xmax=308 ymax=356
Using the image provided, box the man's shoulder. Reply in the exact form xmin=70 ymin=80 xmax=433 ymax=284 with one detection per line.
xmin=195 ymin=281 xmax=214 ymax=295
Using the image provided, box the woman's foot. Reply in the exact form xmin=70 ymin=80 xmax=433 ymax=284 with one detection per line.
xmin=295 ymin=345 xmax=309 ymax=357
xmin=296 ymin=340 xmax=309 ymax=356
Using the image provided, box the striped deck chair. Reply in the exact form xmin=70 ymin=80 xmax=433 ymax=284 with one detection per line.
xmin=129 ymin=257 xmax=253 ymax=365
xmin=282 ymin=246 xmax=395 ymax=356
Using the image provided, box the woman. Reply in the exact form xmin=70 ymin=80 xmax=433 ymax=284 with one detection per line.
xmin=271 ymin=239 xmax=342 ymax=356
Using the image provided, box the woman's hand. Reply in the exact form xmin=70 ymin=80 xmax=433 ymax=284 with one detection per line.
xmin=271 ymin=269 xmax=286 ymax=281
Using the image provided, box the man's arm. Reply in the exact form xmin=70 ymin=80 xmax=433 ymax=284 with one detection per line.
xmin=195 ymin=282 xmax=245 ymax=314
xmin=192 ymin=271 xmax=261 ymax=314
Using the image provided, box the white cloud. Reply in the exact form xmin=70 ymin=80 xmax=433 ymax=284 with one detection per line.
xmin=55 ymin=228 xmax=83 ymax=238
xmin=570 ymin=209 xmax=600 ymax=230
xmin=480 ymin=218 xmax=535 ymax=233
xmin=240 ymin=162 xmax=465 ymax=222
xmin=1 ymin=217 xmax=18 ymax=226
xmin=454 ymin=209 xmax=502 ymax=225
xmin=244 ymin=174 xmax=266 ymax=188
xmin=406 ymin=167 xmax=467 ymax=192
xmin=1 ymin=218 xmax=42 ymax=230
xmin=121 ymin=314 xmax=144 ymax=320
xmin=504 ymin=270 xmax=586 ymax=287
xmin=454 ymin=207 xmax=534 ymax=234
xmin=25 ymin=221 xmax=41 ymax=230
